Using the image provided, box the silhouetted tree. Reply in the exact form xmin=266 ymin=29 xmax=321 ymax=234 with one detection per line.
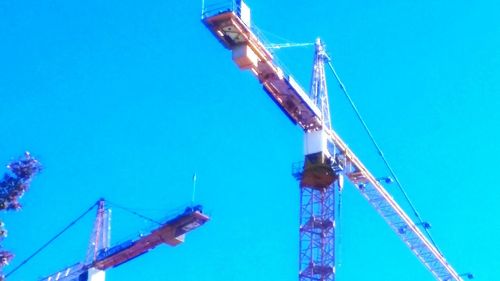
xmin=0 ymin=152 xmax=42 ymax=280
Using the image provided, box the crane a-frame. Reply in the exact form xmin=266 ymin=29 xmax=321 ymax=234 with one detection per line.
xmin=201 ymin=1 xmax=463 ymax=280
xmin=39 ymin=199 xmax=209 ymax=281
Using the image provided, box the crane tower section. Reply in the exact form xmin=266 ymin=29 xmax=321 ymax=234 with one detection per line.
xmin=86 ymin=199 xmax=111 ymax=265
xmin=295 ymin=39 xmax=340 ymax=281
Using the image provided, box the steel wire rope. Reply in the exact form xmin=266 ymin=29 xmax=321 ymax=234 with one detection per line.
xmin=5 ymin=201 xmax=99 ymax=278
xmin=252 ymin=25 xmax=296 ymax=46
xmin=251 ymin=23 xmax=307 ymax=77
xmin=325 ymin=57 xmax=442 ymax=252
xmin=106 ymin=201 xmax=162 ymax=226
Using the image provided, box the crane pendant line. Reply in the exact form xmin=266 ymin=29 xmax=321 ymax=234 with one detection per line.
xmin=5 ymin=202 xmax=98 ymax=278
xmin=202 ymin=1 xmax=463 ymax=280
xmin=325 ymin=59 xmax=442 ymax=252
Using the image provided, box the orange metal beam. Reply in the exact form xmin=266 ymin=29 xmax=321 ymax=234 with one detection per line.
xmin=92 ymin=211 xmax=209 ymax=270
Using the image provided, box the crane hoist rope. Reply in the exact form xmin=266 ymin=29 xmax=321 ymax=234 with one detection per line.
xmin=107 ymin=201 xmax=163 ymax=226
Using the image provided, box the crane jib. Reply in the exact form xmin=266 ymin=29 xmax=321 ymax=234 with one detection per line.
xmin=91 ymin=211 xmax=209 ymax=271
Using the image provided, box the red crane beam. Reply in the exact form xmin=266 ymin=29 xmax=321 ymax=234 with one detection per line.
xmin=92 ymin=210 xmax=209 ymax=270
xmin=39 ymin=206 xmax=209 ymax=281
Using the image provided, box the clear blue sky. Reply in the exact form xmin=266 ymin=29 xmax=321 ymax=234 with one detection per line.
xmin=1 ymin=0 xmax=498 ymax=280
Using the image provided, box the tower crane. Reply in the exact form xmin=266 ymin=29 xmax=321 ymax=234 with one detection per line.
xmin=38 ymin=199 xmax=209 ymax=281
xmin=201 ymin=1 xmax=464 ymax=280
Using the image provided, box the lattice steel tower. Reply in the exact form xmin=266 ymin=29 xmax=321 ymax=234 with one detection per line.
xmin=295 ymin=38 xmax=339 ymax=281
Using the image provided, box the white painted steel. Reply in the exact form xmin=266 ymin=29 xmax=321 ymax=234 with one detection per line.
xmin=304 ymin=130 xmax=329 ymax=156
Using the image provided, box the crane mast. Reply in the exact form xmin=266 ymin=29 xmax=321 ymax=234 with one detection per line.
xmin=309 ymin=38 xmax=331 ymax=131
xmin=297 ymin=39 xmax=336 ymax=281
xmin=85 ymin=199 xmax=111 ymax=265
xmin=202 ymin=1 xmax=463 ymax=280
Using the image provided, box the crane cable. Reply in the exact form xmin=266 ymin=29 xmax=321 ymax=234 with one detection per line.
xmin=266 ymin=42 xmax=314 ymax=50
xmin=325 ymin=58 xmax=441 ymax=253
xmin=106 ymin=201 xmax=162 ymax=226
xmin=5 ymin=201 xmax=98 ymax=278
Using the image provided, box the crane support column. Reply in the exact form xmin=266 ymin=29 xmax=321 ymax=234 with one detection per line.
xmin=297 ymin=182 xmax=336 ymax=281
xmin=294 ymin=39 xmax=339 ymax=281
xmin=295 ymin=129 xmax=340 ymax=281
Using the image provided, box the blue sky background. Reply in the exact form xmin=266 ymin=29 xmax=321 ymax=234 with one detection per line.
xmin=1 ymin=0 xmax=499 ymax=280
